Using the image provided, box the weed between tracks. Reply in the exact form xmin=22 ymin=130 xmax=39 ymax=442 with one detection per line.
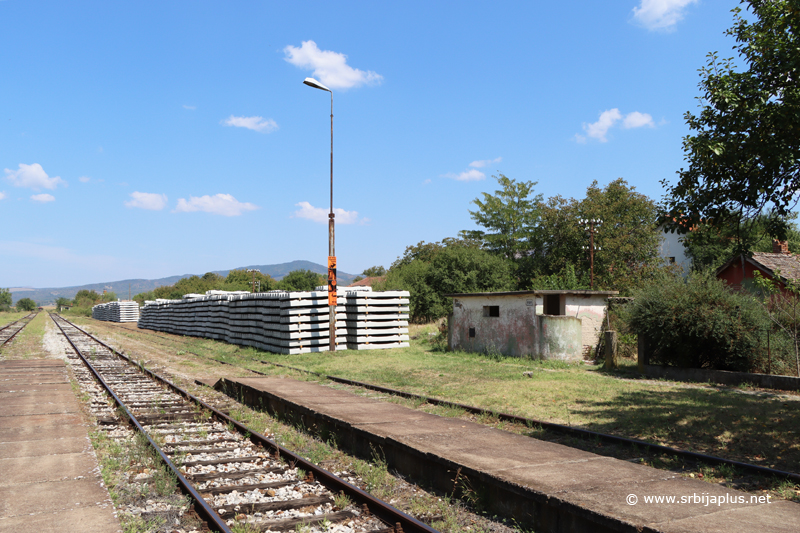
xmin=89 ymin=426 xmax=197 ymax=533
xmin=78 ymin=318 xmax=800 ymax=516
xmin=190 ymin=383 xmax=519 ymax=533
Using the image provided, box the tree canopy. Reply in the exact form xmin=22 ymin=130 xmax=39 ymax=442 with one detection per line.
xmin=663 ymin=0 xmax=800 ymax=244
xmin=0 ymin=288 xmax=12 ymax=311
xmin=16 ymin=297 xmax=36 ymax=311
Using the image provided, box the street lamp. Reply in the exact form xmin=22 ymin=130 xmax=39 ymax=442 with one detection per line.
xmin=303 ymin=77 xmax=337 ymax=352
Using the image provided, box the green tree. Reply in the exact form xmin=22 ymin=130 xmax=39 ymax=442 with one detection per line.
xmin=682 ymin=213 xmax=800 ymax=271
xmin=223 ymin=269 xmax=277 ymax=292
xmin=55 ymin=297 xmax=71 ymax=311
xmin=361 ymin=265 xmax=386 ymax=277
xmin=532 ymin=179 xmax=663 ymax=294
xmin=277 ymin=269 xmax=326 ymax=292
xmin=462 ymin=174 xmax=543 ymax=262
xmin=381 ymin=240 xmax=514 ymax=322
xmin=663 ymin=1 xmax=800 ymax=245
xmin=16 ymin=297 xmax=36 ymax=312
xmin=0 ymin=288 xmax=12 ymax=311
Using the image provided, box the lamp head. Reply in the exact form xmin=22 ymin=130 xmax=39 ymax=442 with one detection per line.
xmin=303 ymin=77 xmax=331 ymax=92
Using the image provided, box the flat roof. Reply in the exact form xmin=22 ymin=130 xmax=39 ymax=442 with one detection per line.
xmin=444 ymin=290 xmax=619 ymax=297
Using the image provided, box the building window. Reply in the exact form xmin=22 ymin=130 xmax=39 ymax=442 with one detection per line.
xmin=668 ymin=257 xmax=676 ymax=264
xmin=469 ymin=327 xmax=476 ymax=338
xmin=483 ymin=305 xmax=500 ymax=317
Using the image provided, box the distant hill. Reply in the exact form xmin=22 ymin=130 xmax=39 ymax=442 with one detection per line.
xmin=8 ymin=260 xmax=357 ymax=305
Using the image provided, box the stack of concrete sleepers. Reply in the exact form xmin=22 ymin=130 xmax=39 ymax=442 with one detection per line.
xmin=138 ymin=288 xmax=409 ymax=353
xmin=91 ymin=301 xmax=140 ymax=323
xmin=226 ymin=291 xmax=347 ymax=354
xmin=340 ymin=290 xmax=410 ymax=350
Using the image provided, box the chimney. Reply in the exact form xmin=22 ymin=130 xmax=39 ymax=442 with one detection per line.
xmin=772 ymin=240 xmax=790 ymax=254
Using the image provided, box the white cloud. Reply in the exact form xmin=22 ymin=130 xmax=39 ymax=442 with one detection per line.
xmin=623 ymin=111 xmax=655 ymax=129
xmin=583 ymin=108 xmax=622 ymax=142
xmin=5 ymin=163 xmax=66 ymax=190
xmin=183 ymin=104 xmax=196 ymax=110
xmin=469 ymin=157 xmax=502 ymax=168
xmin=124 ymin=192 xmax=168 ymax=211
xmin=293 ymin=201 xmax=360 ymax=224
xmin=31 ymin=193 xmax=55 ymax=203
xmin=0 ymin=192 xmax=6 ymax=200
xmin=79 ymin=176 xmax=91 ymax=183
xmin=284 ymin=40 xmax=383 ymax=90
xmin=448 ymin=169 xmax=485 ymax=181
xmin=174 ymin=193 xmax=259 ymax=216
xmin=222 ymin=115 xmax=278 ymax=133
xmin=579 ymin=109 xmax=654 ymax=142
xmin=632 ymin=0 xmax=698 ymax=31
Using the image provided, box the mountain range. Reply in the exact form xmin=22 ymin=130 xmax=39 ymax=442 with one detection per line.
xmin=8 ymin=260 xmax=357 ymax=305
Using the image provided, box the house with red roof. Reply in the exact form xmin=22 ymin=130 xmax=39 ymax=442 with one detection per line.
xmin=716 ymin=240 xmax=800 ymax=295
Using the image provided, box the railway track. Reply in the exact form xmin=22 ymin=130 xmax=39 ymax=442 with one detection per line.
xmin=0 ymin=312 xmax=37 ymax=350
xmin=51 ymin=313 xmax=439 ymax=533
xmin=90 ymin=318 xmax=800 ymax=486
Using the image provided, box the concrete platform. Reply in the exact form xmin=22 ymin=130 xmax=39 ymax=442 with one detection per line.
xmin=217 ymin=376 xmax=800 ymax=533
xmin=0 ymin=359 xmax=120 ymax=532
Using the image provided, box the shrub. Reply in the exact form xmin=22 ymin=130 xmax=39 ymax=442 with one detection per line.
xmin=626 ymin=270 xmax=770 ymax=372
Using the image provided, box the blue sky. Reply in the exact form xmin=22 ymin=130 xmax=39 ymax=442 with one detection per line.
xmin=1 ymin=0 xmax=741 ymax=288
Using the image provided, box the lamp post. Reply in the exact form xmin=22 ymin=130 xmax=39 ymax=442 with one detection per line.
xmin=303 ymin=77 xmax=337 ymax=352
xmin=579 ymin=218 xmax=602 ymax=290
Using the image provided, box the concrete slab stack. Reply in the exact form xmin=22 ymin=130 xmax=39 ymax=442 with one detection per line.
xmin=138 ymin=288 xmax=410 ymax=354
xmin=340 ymin=290 xmax=410 ymax=350
xmin=91 ymin=301 xmax=140 ymax=322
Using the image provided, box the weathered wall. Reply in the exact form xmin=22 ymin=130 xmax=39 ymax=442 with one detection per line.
xmin=449 ymin=294 xmax=539 ymax=357
xmin=539 ymin=315 xmax=582 ymax=360
xmin=564 ymin=295 xmax=607 ymax=353
xmin=449 ymin=293 xmax=610 ymax=360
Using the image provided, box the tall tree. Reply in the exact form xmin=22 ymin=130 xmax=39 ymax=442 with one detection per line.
xmin=533 ymin=179 xmax=663 ymax=293
xmin=462 ymin=174 xmax=543 ymax=262
xmin=663 ymin=1 xmax=800 ymax=244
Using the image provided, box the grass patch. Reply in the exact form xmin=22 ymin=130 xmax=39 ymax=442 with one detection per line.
xmin=84 ymin=318 xmax=800 ymax=502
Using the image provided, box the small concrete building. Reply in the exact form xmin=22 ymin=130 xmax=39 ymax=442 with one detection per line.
xmin=446 ymin=290 xmax=618 ymax=361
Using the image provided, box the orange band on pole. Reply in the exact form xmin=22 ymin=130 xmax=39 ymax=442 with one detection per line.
xmin=327 ymin=256 xmax=337 ymax=305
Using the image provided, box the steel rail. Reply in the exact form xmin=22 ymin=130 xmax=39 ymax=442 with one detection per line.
xmin=53 ymin=314 xmax=440 ymax=533
xmin=252 ymin=359 xmax=800 ymax=485
xmin=0 ymin=312 xmax=37 ymax=350
xmin=50 ymin=314 xmax=234 ymax=533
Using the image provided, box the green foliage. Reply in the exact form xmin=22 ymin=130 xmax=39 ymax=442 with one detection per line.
xmin=682 ymin=214 xmax=800 ymax=271
xmin=753 ymin=270 xmax=800 ymax=376
xmin=276 ymin=269 xmax=326 ymax=292
xmin=16 ymin=297 xmax=37 ymax=311
xmin=222 ymin=269 xmax=277 ymax=292
xmin=361 ymin=265 xmax=386 ymax=277
xmin=0 ymin=288 xmax=11 ymax=311
xmin=531 ymin=178 xmax=664 ymax=294
xmin=381 ymin=241 xmax=514 ymax=322
xmin=55 ymin=297 xmax=71 ymax=311
xmin=627 ymin=270 xmax=770 ymax=372
xmin=463 ymin=173 xmax=543 ymax=262
xmin=663 ymin=1 xmax=800 ymax=245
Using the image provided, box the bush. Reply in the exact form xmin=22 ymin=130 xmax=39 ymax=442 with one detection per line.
xmin=626 ymin=271 xmax=770 ymax=372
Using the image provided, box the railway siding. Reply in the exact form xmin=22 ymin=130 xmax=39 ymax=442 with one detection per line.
xmin=50 ymin=314 xmax=440 ymax=533
xmin=213 ymin=376 xmax=800 ymax=533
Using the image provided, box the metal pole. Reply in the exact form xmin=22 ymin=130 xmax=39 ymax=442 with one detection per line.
xmin=589 ymin=221 xmax=595 ymax=290
xmin=328 ymin=91 xmax=337 ymax=353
